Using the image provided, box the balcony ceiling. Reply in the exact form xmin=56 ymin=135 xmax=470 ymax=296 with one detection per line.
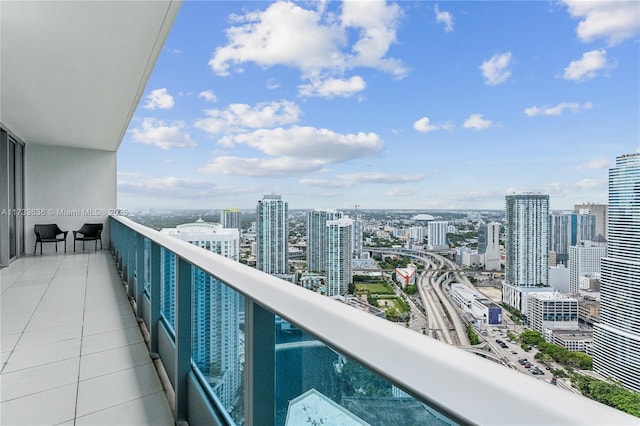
xmin=0 ymin=1 xmax=181 ymax=151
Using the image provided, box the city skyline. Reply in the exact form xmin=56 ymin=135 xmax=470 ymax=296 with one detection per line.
xmin=117 ymin=1 xmax=639 ymax=211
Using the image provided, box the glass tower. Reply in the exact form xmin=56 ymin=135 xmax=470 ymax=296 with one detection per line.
xmin=593 ymin=153 xmax=640 ymax=393
xmin=306 ymin=209 xmax=342 ymax=273
xmin=257 ymin=194 xmax=289 ymax=275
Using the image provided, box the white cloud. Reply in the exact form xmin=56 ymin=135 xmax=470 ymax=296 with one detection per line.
xmin=198 ymin=90 xmax=217 ymax=102
xmin=300 ymin=172 xmax=425 ymax=188
xmin=434 ymin=4 xmax=454 ymax=33
xmin=524 ymin=102 xmax=593 ymax=116
xmin=298 ymin=178 xmax=351 ymax=189
xmin=413 ymin=116 xmax=452 ymax=133
xmin=143 ymin=88 xmax=175 ymax=110
xmin=200 ymin=156 xmax=325 ymax=177
xmin=298 ymin=76 xmax=366 ymax=98
xmin=218 ymin=126 xmax=383 ymax=163
xmin=209 ymin=0 xmax=405 ymax=97
xmin=463 ymin=114 xmax=493 ymax=130
xmin=576 ymin=158 xmax=610 ymax=170
xmin=194 ymin=100 xmax=301 ymax=135
xmin=479 ymin=52 xmax=512 ymax=86
xmin=387 ymin=187 xmax=415 ymax=197
xmin=574 ymin=178 xmax=606 ymax=190
xmin=130 ymin=118 xmax=196 ymax=150
xmin=562 ymin=0 xmax=640 ymax=46
xmin=118 ymin=176 xmax=255 ymax=199
xmin=563 ymin=49 xmax=612 ymax=82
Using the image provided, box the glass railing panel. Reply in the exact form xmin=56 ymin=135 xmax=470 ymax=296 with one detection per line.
xmin=143 ymin=238 xmax=151 ymax=295
xmin=161 ymin=248 xmax=176 ymax=330
xmin=275 ymin=319 xmax=456 ymax=426
xmin=192 ymin=267 xmax=244 ymax=424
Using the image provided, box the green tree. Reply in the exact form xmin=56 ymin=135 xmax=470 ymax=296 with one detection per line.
xmin=519 ymin=330 xmax=544 ymax=346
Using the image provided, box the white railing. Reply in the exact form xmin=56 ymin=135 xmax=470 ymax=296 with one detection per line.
xmin=110 ymin=215 xmax=636 ymax=426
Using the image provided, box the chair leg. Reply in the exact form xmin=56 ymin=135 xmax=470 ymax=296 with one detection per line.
xmin=55 ymin=243 xmax=58 ymax=252
xmin=34 ymin=241 xmax=37 ymax=255
xmin=41 ymin=243 xmax=43 ymax=255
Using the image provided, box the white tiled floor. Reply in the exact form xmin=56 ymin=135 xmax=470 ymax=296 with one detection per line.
xmin=0 ymin=251 xmax=174 ymax=425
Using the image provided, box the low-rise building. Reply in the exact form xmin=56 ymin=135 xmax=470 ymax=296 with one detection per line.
xmin=527 ymin=292 xmax=579 ymax=335
xmin=450 ymin=284 xmax=502 ymax=325
xmin=552 ymin=330 xmax=593 ymax=354
xmin=395 ymin=263 xmax=417 ymax=288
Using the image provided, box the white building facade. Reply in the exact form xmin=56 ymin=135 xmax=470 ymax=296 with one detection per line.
xmin=160 ymin=221 xmax=241 ymax=409
xmin=306 ymin=209 xmax=342 ymax=273
xmin=326 ymin=217 xmax=353 ymax=296
xmin=527 ymin=292 xmax=579 ymax=335
xmin=503 ymin=193 xmax=549 ymax=311
xmin=427 ymin=221 xmax=448 ymax=250
xmin=220 ymin=208 xmax=241 ymax=232
xmin=593 ymin=153 xmax=640 ymax=393
xmin=256 ymin=194 xmax=289 ymax=275
xmin=483 ymin=222 xmax=501 ymax=271
xmin=569 ymin=240 xmax=606 ymax=295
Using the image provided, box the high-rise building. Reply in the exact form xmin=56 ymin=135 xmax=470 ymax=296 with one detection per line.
xmin=593 ymin=153 xmax=640 ymax=393
xmin=256 ymin=194 xmax=288 ymax=275
xmin=574 ymin=203 xmax=608 ymax=240
xmin=306 ymin=209 xmax=342 ymax=273
xmin=569 ymin=240 xmax=606 ymax=295
xmin=352 ymin=218 xmax=364 ymax=258
xmin=326 ymin=217 xmax=353 ymax=296
xmin=160 ymin=220 xmax=241 ymax=409
xmin=427 ymin=221 xmax=448 ymax=250
xmin=549 ymin=212 xmax=596 ymax=265
xmin=502 ymin=193 xmax=551 ymax=311
xmin=221 ymin=208 xmax=241 ymax=232
xmin=483 ymin=222 xmax=501 ymax=271
xmin=477 ymin=223 xmax=488 ymax=254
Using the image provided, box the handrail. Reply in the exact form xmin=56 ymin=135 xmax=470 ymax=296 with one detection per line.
xmin=111 ymin=215 xmax=637 ymax=425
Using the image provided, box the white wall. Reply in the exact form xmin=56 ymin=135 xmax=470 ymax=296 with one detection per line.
xmin=25 ymin=144 xmax=116 ymax=254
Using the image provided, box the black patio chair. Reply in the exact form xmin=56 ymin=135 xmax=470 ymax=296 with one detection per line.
xmin=34 ymin=224 xmax=68 ymax=255
xmin=73 ymin=223 xmax=103 ymax=252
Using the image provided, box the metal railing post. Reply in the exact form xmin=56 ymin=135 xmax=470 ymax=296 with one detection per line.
xmin=149 ymin=241 xmax=161 ymax=357
xmin=244 ymin=298 xmax=275 ymax=426
xmin=175 ymin=257 xmax=192 ymax=423
xmin=136 ymin=233 xmax=145 ymax=320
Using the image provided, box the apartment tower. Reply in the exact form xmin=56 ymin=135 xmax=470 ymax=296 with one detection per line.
xmin=502 ymin=193 xmax=550 ymax=311
xmin=306 ymin=209 xmax=342 ymax=273
xmin=593 ymin=153 xmax=640 ymax=393
xmin=256 ymin=194 xmax=289 ymax=275
xmin=326 ymin=217 xmax=354 ymax=296
xmin=160 ymin=220 xmax=241 ymax=409
xmin=220 ymin=208 xmax=241 ymax=232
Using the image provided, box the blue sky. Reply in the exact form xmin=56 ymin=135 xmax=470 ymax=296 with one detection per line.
xmin=117 ymin=0 xmax=640 ymax=211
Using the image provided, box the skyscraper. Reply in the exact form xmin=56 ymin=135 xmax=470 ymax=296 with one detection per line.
xmin=326 ymin=217 xmax=353 ymax=296
xmin=256 ymin=194 xmax=288 ymax=275
xmin=483 ymin=222 xmax=501 ymax=271
xmin=306 ymin=209 xmax=342 ymax=273
xmin=427 ymin=221 xmax=448 ymax=250
xmin=549 ymin=211 xmax=596 ymax=265
xmin=352 ymin=218 xmax=365 ymax=259
xmin=160 ymin=220 xmax=241 ymax=409
xmin=502 ymin=193 xmax=550 ymax=311
xmin=593 ymin=153 xmax=640 ymax=393
xmin=574 ymin=203 xmax=608 ymax=240
xmin=221 ymin=208 xmax=241 ymax=232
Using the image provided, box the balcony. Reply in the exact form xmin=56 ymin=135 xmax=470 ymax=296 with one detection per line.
xmin=11 ymin=215 xmax=638 ymax=425
xmin=0 ymin=251 xmax=173 ymax=425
